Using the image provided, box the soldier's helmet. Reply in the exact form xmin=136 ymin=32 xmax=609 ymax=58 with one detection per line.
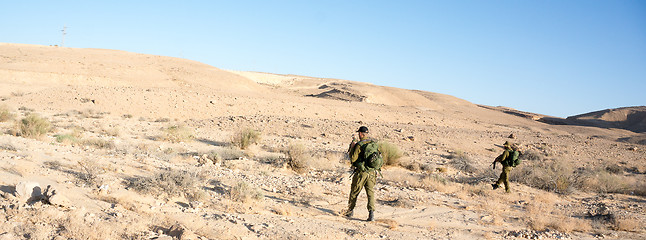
xmin=357 ymin=126 xmax=369 ymax=133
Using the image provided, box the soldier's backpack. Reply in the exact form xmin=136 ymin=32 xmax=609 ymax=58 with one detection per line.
xmin=506 ymin=150 xmax=521 ymax=167
xmin=362 ymin=140 xmax=383 ymax=170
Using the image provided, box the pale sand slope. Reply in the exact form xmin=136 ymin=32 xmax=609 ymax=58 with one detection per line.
xmin=0 ymin=43 xmax=644 ymax=239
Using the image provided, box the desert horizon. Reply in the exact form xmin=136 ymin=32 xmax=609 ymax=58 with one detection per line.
xmin=0 ymin=43 xmax=644 ymax=239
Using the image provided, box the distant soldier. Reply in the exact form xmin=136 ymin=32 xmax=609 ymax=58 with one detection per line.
xmin=492 ymin=141 xmax=521 ymax=193
xmin=342 ymin=126 xmax=378 ymax=221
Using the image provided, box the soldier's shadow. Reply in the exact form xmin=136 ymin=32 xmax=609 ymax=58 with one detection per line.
xmin=264 ymin=195 xmax=337 ymax=216
xmin=0 ymin=185 xmax=14 ymax=195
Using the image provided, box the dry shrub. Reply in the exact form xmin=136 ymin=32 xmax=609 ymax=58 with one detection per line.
xmin=56 ymin=209 xmax=121 ymax=239
xmin=548 ymin=216 xmax=592 ymax=233
xmin=307 ymin=151 xmax=341 ymax=171
xmin=229 ymin=181 xmax=264 ymax=203
xmin=526 ymin=202 xmax=552 ymax=231
xmin=129 ymin=169 xmax=202 ymax=198
xmin=511 ymin=158 xmax=575 ymax=194
xmin=0 ymin=104 xmax=14 ymax=122
xmin=613 ymin=216 xmax=639 ymax=232
xmin=76 ymin=159 xmax=104 ymax=186
xmin=161 ymin=124 xmax=194 ymax=143
xmin=522 ymin=148 xmax=544 ymax=161
xmin=102 ymin=127 xmax=120 ymax=137
xmin=448 ymin=150 xmax=478 ymax=173
xmin=216 ymin=147 xmax=245 ymax=160
xmin=271 ymin=203 xmax=293 ymax=216
xmin=604 ymin=163 xmax=623 ymax=174
xmin=17 ymin=113 xmax=51 ymax=139
xmin=81 ymin=138 xmax=115 ymax=149
xmin=415 ymin=174 xmax=448 ymax=191
xmin=378 ymin=141 xmax=403 ymax=166
xmin=376 ymin=219 xmax=399 ymax=230
xmin=632 ymin=179 xmax=646 ymax=196
xmin=286 ymin=143 xmax=310 ymax=173
xmin=231 ymin=128 xmax=261 ymax=149
xmin=524 ymin=193 xmax=558 ymax=231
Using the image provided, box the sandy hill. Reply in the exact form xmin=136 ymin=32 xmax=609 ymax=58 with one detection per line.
xmin=0 ymin=43 xmax=644 ymax=239
xmin=566 ymin=106 xmax=646 ymax=133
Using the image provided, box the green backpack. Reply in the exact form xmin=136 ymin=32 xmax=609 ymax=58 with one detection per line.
xmin=506 ymin=150 xmax=521 ymax=167
xmin=362 ymin=140 xmax=383 ymax=170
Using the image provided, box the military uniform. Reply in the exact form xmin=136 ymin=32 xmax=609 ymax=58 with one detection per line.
xmin=493 ymin=142 xmax=514 ymax=193
xmin=343 ymin=126 xmax=377 ymax=221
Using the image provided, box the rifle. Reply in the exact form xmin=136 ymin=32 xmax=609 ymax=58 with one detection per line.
xmin=491 ymin=161 xmax=497 ymax=170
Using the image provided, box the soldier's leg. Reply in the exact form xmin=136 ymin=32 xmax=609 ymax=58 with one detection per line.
xmin=495 ymin=170 xmax=505 ymax=186
xmin=365 ymin=171 xmax=377 ymax=211
xmin=502 ymin=166 xmax=511 ymax=192
xmin=347 ymin=172 xmax=367 ymax=211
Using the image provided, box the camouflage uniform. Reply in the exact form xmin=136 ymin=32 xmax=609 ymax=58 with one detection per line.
xmin=492 ymin=142 xmax=514 ymax=193
xmin=343 ymin=126 xmax=376 ymax=221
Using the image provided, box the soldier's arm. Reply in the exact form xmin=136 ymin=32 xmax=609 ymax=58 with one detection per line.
xmin=349 ymin=143 xmax=361 ymax=163
xmin=494 ymin=151 xmax=509 ymax=163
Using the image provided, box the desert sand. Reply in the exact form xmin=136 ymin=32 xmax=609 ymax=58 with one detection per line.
xmin=0 ymin=43 xmax=644 ymax=239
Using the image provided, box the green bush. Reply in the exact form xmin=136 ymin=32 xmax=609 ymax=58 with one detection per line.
xmin=232 ymin=128 xmax=261 ymax=149
xmin=55 ymin=134 xmax=79 ymax=144
xmin=378 ymin=141 xmax=403 ymax=166
xmin=19 ymin=113 xmax=51 ymax=139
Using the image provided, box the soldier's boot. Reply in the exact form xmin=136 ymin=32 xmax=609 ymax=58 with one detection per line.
xmin=491 ymin=184 xmax=499 ymax=190
xmin=367 ymin=210 xmax=374 ymax=221
xmin=343 ymin=209 xmax=353 ymax=218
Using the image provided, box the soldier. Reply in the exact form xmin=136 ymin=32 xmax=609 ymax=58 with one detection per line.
xmin=342 ymin=126 xmax=377 ymax=221
xmin=492 ymin=141 xmax=519 ymax=193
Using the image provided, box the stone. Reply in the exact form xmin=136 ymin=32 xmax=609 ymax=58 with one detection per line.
xmin=45 ymin=185 xmax=73 ymax=208
xmin=15 ymin=181 xmax=43 ymax=203
xmin=0 ymin=232 xmax=17 ymax=240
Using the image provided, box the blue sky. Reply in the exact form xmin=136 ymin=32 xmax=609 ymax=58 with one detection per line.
xmin=2 ymin=1 xmax=645 ymax=117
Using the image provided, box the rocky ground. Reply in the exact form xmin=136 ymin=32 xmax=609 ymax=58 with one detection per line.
xmin=0 ymin=43 xmax=644 ymax=239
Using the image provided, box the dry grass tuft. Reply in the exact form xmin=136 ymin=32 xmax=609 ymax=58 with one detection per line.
xmin=448 ymin=150 xmax=478 ymax=173
xmin=286 ymin=143 xmax=310 ymax=173
xmin=231 ymin=128 xmax=261 ymax=149
xmin=271 ymin=203 xmax=293 ymax=216
xmin=76 ymin=159 xmax=104 ymax=186
xmin=512 ymin=158 xmax=575 ymax=194
xmin=17 ymin=113 xmax=51 ymax=139
xmin=376 ymin=219 xmax=399 ymax=230
xmin=129 ymin=169 xmax=203 ymax=198
xmin=161 ymin=124 xmax=194 ymax=143
xmin=81 ymin=138 xmax=115 ymax=149
xmin=0 ymin=104 xmax=15 ymax=122
xmin=378 ymin=141 xmax=403 ymax=166
xmin=613 ymin=216 xmax=640 ymax=232
xmin=229 ymin=181 xmax=264 ymax=203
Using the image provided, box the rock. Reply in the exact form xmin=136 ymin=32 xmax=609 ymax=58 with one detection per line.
xmin=0 ymin=232 xmax=17 ymax=240
xmin=45 ymin=185 xmax=73 ymax=208
xmin=508 ymin=133 xmax=516 ymax=139
xmin=15 ymin=181 xmax=43 ymax=203
xmin=154 ymin=235 xmax=173 ymax=240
